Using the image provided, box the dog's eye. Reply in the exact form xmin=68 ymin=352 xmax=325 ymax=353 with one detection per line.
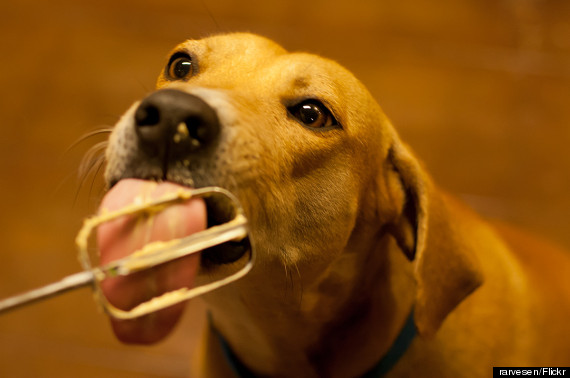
xmin=166 ymin=53 xmax=194 ymax=80
xmin=289 ymin=100 xmax=337 ymax=129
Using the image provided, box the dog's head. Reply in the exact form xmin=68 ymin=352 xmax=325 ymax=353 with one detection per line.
xmin=106 ymin=33 xmax=398 ymax=273
xmin=105 ymin=33 xmax=481 ymax=337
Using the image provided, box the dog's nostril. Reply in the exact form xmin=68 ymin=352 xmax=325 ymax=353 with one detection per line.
xmin=135 ymin=103 xmax=160 ymax=127
xmin=185 ymin=116 xmax=202 ymax=139
xmin=185 ymin=115 xmax=218 ymax=145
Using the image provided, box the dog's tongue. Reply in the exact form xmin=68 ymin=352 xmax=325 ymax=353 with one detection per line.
xmin=96 ymin=179 xmax=206 ymax=344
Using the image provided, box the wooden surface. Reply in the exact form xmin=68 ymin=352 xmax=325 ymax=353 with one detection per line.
xmin=0 ymin=0 xmax=568 ymax=376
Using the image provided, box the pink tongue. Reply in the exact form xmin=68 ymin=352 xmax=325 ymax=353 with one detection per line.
xmin=96 ymin=179 xmax=206 ymax=344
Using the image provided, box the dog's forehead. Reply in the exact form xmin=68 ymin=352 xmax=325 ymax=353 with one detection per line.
xmin=175 ymin=33 xmax=287 ymax=72
xmin=167 ymin=33 xmax=363 ymax=92
xmin=269 ymin=53 xmax=367 ymax=105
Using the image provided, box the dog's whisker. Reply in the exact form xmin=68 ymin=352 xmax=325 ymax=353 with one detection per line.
xmin=64 ymin=127 xmax=113 ymax=156
xmin=74 ymin=148 xmax=107 ymax=208
xmin=78 ymin=141 xmax=108 ymax=179
xmin=88 ymin=157 xmax=106 ymax=199
xmin=73 ymin=157 xmax=102 ymax=207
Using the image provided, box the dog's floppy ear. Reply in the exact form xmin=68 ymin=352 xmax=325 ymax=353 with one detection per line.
xmin=385 ymin=142 xmax=427 ymax=262
xmin=387 ymin=139 xmax=483 ymax=337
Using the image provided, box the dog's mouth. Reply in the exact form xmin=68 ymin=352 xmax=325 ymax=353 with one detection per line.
xmin=94 ymin=178 xmax=251 ymax=344
xmin=202 ymin=195 xmax=252 ymax=266
xmin=102 ymin=178 xmax=250 ymax=266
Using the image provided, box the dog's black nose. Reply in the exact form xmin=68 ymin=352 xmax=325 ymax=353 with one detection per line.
xmin=134 ymin=89 xmax=220 ymax=158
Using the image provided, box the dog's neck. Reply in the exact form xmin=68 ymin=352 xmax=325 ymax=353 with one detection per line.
xmin=205 ymin=231 xmax=416 ymax=377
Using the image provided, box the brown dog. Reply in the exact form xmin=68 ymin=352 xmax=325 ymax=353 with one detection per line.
xmin=103 ymin=33 xmax=570 ymax=377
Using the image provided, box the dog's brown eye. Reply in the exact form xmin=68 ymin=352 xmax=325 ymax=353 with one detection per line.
xmin=289 ymin=101 xmax=337 ymax=129
xmin=167 ymin=53 xmax=193 ymax=80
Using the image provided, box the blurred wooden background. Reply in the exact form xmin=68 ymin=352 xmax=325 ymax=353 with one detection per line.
xmin=0 ymin=0 xmax=568 ymax=376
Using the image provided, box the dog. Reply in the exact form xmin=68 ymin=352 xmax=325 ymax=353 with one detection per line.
xmin=102 ymin=33 xmax=570 ymax=377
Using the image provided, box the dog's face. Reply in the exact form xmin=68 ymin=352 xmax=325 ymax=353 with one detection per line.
xmin=105 ymin=33 xmax=405 ymax=285
xmin=105 ymin=33 xmax=485 ymax=341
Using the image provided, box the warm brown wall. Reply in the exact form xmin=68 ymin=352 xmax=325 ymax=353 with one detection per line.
xmin=0 ymin=1 xmax=568 ymax=376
